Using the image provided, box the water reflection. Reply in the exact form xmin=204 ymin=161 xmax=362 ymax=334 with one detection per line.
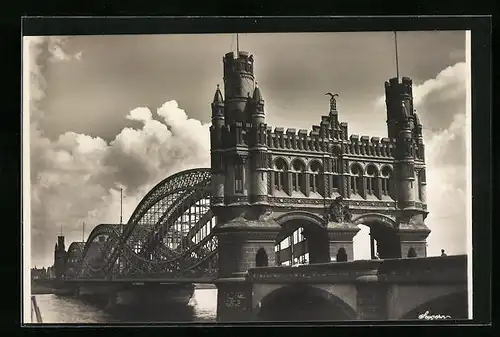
xmin=33 ymin=289 xmax=218 ymax=324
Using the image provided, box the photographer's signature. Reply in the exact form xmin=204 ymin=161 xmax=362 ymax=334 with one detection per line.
xmin=418 ymin=311 xmax=451 ymax=320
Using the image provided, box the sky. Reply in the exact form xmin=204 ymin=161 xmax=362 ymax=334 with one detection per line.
xmin=24 ymin=31 xmax=469 ymax=268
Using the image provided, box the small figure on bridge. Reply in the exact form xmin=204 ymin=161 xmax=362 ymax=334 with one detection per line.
xmin=441 ymin=249 xmax=447 ymax=256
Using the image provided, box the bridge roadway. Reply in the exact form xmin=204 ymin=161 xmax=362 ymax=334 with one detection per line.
xmin=51 ymin=255 xmax=467 ymax=322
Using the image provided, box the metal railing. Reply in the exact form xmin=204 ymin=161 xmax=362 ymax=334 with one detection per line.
xmin=31 ymin=296 xmax=43 ymax=323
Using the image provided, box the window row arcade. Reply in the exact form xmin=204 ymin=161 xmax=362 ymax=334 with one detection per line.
xmin=270 ymin=159 xmax=395 ymax=200
xmin=272 ymin=158 xmax=341 ymax=197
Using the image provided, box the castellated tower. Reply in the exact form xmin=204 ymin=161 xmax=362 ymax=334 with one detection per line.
xmin=212 ymin=51 xmax=280 ymax=322
xmin=211 ymin=50 xmax=278 ymax=277
xmin=385 ymin=77 xmax=429 ymax=257
xmin=211 ymin=51 xmax=270 ymax=209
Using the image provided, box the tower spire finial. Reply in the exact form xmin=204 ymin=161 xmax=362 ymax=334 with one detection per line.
xmin=394 ymin=31 xmax=400 ymax=81
xmin=120 ymin=188 xmax=123 ymax=225
xmin=236 ymin=33 xmax=239 ymax=54
xmin=326 ymin=92 xmax=339 ymax=112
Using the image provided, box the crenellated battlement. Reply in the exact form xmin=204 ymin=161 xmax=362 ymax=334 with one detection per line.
xmin=215 ymin=115 xmax=400 ymax=159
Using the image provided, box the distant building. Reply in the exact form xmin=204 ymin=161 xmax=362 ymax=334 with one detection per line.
xmin=47 ymin=266 xmax=56 ymax=279
xmin=54 ymin=235 xmax=67 ymax=279
xmin=31 ymin=267 xmax=47 ymax=280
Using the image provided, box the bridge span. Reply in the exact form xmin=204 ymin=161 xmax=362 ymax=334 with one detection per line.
xmin=47 ymin=50 xmax=469 ymax=321
xmin=49 ymin=254 xmax=467 ymax=322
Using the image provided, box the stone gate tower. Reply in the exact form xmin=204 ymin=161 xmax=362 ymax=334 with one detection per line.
xmin=210 ymin=49 xmax=431 ymax=321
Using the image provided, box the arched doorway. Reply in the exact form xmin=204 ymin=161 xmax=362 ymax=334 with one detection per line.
xmin=353 ymin=215 xmax=401 ymax=260
xmin=255 ymin=248 xmax=269 ymax=267
xmin=257 ymin=285 xmax=356 ymax=321
xmin=336 ymin=248 xmax=347 ymax=262
xmin=407 ymin=247 xmax=417 ymax=258
xmin=274 ymin=213 xmax=330 ymax=266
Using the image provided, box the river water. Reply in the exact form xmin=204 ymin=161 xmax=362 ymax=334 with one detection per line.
xmin=32 ymin=289 xmax=218 ymax=323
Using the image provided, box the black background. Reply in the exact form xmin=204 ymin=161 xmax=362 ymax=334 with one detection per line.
xmin=2 ymin=2 xmax=494 ymax=336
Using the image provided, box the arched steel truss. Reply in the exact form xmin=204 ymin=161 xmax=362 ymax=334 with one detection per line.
xmin=72 ymin=168 xmax=218 ymax=280
xmin=63 ymin=242 xmax=85 ymax=279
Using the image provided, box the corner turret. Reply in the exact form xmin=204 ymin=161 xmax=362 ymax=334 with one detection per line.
xmin=211 ymin=84 xmax=225 ymax=127
xmin=251 ymin=82 xmax=265 ymax=125
xmin=223 ymin=51 xmax=256 ymax=125
xmin=385 ymin=76 xmax=414 ymax=140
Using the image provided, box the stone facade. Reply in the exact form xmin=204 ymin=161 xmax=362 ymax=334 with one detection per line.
xmin=210 ymin=49 xmax=431 ymax=321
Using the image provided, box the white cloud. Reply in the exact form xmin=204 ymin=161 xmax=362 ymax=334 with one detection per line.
xmin=27 ymin=37 xmax=210 ymax=267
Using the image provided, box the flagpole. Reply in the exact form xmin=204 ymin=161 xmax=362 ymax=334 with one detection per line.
xmin=120 ymin=188 xmax=123 ymax=225
xmin=82 ymin=222 xmax=85 ymax=242
xmin=236 ymin=33 xmax=239 ymax=54
xmin=394 ymin=31 xmax=400 ymax=80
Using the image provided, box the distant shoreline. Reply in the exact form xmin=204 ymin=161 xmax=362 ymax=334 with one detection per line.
xmin=193 ymin=283 xmax=216 ymax=289
xmin=32 ymin=282 xmax=216 ymax=293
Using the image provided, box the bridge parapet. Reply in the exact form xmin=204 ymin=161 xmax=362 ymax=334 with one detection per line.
xmin=246 ymin=255 xmax=467 ymax=285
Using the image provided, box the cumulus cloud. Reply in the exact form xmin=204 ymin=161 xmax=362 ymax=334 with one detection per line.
xmin=416 ymin=63 xmax=469 ymax=257
xmin=354 ymin=61 xmax=469 ymax=259
xmin=26 ymin=37 xmax=210 ymax=267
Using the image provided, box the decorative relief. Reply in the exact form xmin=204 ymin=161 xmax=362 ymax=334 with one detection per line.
xmin=325 ymin=196 xmax=352 ymax=223
xmin=225 ymin=196 xmax=248 ymax=204
xmin=239 ymin=154 xmax=249 ymax=165
xmin=248 ymin=269 xmax=358 ymax=282
xmin=251 ymin=195 xmax=268 ymax=203
xmin=224 ymin=291 xmax=246 ymax=309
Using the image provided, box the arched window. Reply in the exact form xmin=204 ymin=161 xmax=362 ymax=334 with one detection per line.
xmin=274 ymin=158 xmax=288 ymax=193
xmin=234 ymin=162 xmax=244 ymax=193
xmin=350 ymin=164 xmax=363 ymax=195
xmin=336 ymin=248 xmax=348 ymax=262
xmin=407 ymin=247 xmax=417 ymax=258
xmin=292 ymin=159 xmax=306 ymax=194
xmin=366 ymin=165 xmax=379 ymax=197
xmin=256 ymin=248 xmax=269 ymax=267
xmin=309 ymin=161 xmax=323 ymax=195
xmin=381 ymin=166 xmax=393 ymax=197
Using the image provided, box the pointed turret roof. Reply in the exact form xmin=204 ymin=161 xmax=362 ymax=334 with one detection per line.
xmin=213 ymin=84 xmax=223 ymax=104
xmin=414 ymin=111 xmax=421 ymax=125
xmin=253 ymin=82 xmax=263 ymax=102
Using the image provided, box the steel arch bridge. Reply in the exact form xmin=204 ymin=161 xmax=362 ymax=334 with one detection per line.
xmin=64 ymin=168 xmax=219 ymax=280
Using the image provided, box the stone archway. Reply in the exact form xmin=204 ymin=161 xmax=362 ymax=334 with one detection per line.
xmin=401 ymin=291 xmax=468 ymax=320
xmin=274 ymin=212 xmax=330 ymax=265
xmin=353 ymin=213 xmax=401 ymax=259
xmin=257 ymin=285 xmax=356 ymax=321
xmin=255 ymin=248 xmax=269 ymax=267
